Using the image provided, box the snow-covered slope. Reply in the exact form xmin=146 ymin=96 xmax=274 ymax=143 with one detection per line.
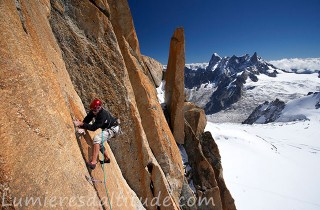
xmin=182 ymin=56 xmax=320 ymax=209
xmin=243 ymin=92 xmax=320 ymax=124
xmin=205 ymin=119 xmax=320 ymax=209
xmin=185 ymin=52 xmax=282 ymax=115
xmin=185 ymin=82 xmax=216 ymax=108
xmin=205 ymin=90 xmax=320 ymax=209
xmin=159 ymin=57 xmax=320 ymax=210
xmin=276 ymin=92 xmax=320 ymax=122
xmin=185 ymin=55 xmax=320 ymax=122
xmin=156 ymin=81 xmax=165 ymax=104
xmin=207 ymin=72 xmax=320 ymax=123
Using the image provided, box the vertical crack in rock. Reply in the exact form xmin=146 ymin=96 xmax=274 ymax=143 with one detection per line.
xmin=89 ymin=0 xmax=111 ymax=19
xmin=15 ymin=0 xmax=28 ymax=34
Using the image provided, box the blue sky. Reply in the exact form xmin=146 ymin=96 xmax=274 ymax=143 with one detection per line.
xmin=128 ymin=0 xmax=320 ymax=64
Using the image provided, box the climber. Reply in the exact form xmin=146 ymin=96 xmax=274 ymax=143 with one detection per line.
xmin=73 ymin=98 xmax=120 ymax=169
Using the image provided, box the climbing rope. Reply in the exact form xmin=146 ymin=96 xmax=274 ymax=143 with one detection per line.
xmin=101 ymin=130 xmax=112 ymax=210
xmin=71 ymin=112 xmax=113 ymax=209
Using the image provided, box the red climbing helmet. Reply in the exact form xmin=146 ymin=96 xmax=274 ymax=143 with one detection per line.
xmin=90 ymin=98 xmax=102 ymax=110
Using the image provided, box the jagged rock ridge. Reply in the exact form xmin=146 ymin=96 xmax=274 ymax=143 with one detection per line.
xmin=243 ymin=92 xmax=320 ymax=124
xmin=242 ymin=99 xmax=286 ymax=124
xmin=183 ymin=102 xmax=236 ymax=210
xmin=185 ymin=52 xmax=281 ymax=114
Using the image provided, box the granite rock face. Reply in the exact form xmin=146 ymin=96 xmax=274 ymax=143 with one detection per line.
xmin=201 ymin=132 xmax=236 ymax=210
xmin=165 ymin=28 xmax=185 ymax=144
xmin=183 ymin=103 xmax=236 ymax=210
xmin=107 ymin=0 xmax=184 ymax=206
xmin=142 ymin=55 xmax=164 ymax=87
xmin=0 ymin=0 xmax=144 ymax=209
xmin=184 ymin=123 xmax=222 ymax=210
xmin=49 ymin=1 xmax=156 ymax=207
xmin=1 ymin=0 xmax=183 ymax=209
xmin=184 ymin=102 xmax=207 ymax=137
xmin=1 ymin=1 xmax=235 ymax=209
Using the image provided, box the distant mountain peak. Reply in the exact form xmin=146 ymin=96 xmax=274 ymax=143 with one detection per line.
xmin=250 ymin=52 xmax=259 ymax=63
xmin=207 ymin=52 xmax=222 ymax=70
xmin=185 ymin=52 xmax=282 ymax=114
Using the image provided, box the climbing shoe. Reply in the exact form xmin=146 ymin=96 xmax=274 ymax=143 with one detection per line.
xmin=86 ymin=162 xmax=96 ymax=169
xmin=99 ymin=158 xmax=111 ymax=164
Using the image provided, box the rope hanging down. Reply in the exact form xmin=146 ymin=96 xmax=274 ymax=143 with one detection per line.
xmin=101 ymin=130 xmax=112 ymax=210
